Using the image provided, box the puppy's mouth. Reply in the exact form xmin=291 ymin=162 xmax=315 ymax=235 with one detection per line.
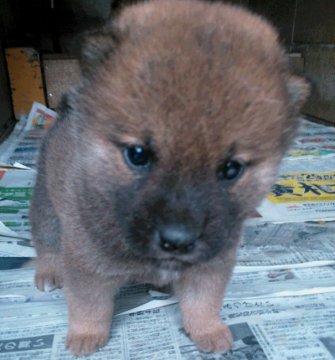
xmin=130 ymin=244 xmax=200 ymax=265
xmin=152 ymin=258 xmax=189 ymax=272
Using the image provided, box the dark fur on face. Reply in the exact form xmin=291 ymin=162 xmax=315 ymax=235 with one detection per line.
xmin=30 ymin=0 xmax=309 ymax=356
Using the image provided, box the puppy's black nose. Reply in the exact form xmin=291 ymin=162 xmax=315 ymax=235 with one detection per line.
xmin=159 ymin=224 xmax=196 ymax=254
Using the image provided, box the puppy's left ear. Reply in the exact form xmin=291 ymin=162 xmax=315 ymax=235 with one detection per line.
xmin=80 ymin=27 xmax=121 ymax=77
xmin=286 ymin=75 xmax=310 ymax=112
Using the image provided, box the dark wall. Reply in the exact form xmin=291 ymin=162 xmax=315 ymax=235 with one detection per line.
xmin=235 ymin=0 xmax=335 ymax=124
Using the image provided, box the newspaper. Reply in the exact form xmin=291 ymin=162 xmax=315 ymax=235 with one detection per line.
xmin=0 ymin=237 xmax=35 ymax=257
xmin=0 ymin=291 xmax=334 ymax=359
xmin=5 ymin=129 xmax=47 ymax=168
xmin=0 ymin=114 xmax=28 ymax=166
xmin=257 ymin=158 xmax=335 ymax=222
xmin=2 ymin=258 xmax=335 ymax=360
xmin=0 ymin=169 xmax=35 ymax=239
xmin=0 ymin=102 xmax=56 ymax=168
xmin=286 ymin=119 xmax=335 ymax=160
xmin=0 ymin=102 xmax=53 ymax=240
xmin=238 ymin=220 xmax=335 ymax=270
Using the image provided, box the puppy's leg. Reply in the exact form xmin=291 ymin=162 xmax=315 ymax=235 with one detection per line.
xmin=30 ymin=162 xmax=63 ymax=291
xmin=64 ymin=268 xmax=119 ymax=356
xmin=174 ymin=248 xmax=237 ymax=353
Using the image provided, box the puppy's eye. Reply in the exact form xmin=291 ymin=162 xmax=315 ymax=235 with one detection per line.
xmin=124 ymin=145 xmax=153 ymax=168
xmin=216 ymin=160 xmax=244 ymax=182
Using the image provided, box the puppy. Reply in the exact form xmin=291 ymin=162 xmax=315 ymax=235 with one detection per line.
xmin=30 ymin=0 xmax=309 ymax=356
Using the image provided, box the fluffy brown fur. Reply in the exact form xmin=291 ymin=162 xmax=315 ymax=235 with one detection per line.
xmin=30 ymin=0 xmax=309 ymax=356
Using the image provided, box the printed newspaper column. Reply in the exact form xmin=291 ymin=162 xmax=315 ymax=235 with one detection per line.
xmin=0 ymin=170 xmax=36 ymax=239
xmin=258 ymin=171 xmax=335 ymax=222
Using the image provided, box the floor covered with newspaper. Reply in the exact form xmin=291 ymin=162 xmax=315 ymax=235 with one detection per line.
xmin=0 ymin=102 xmax=335 ymax=360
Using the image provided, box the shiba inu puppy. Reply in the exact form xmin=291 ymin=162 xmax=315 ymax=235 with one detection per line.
xmin=30 ymin=0 xmax=309 ymax=355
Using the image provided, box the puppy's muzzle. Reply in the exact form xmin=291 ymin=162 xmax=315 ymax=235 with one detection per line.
xmin=158 ymin=224 xmax=196 ymax=254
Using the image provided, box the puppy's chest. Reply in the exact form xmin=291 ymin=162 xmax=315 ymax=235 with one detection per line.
xmin=137 ymin=265 xmax=182 ymax=286
xmin=123 ymin=259 xmax=184 ymax=286
xmin=156 ymin=268 xmax=181 ymax=285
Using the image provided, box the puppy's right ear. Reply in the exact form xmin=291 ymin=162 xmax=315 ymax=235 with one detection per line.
xmin=80 ymin=27 xmax=121 ymax=77
xmin=286 ymin=75 xmax=310 ymax=114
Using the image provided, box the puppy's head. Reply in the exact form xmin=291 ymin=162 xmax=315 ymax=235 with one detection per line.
xmin=74 ymin=0 xmax=309 ymax=268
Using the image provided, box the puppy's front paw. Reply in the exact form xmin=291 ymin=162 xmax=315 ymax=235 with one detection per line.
xmin=35 ymin=253 xmax=63 ymax=291
xmin=66 ymin=330 xmax=109 ymax=356
xmin=190 ymin=323 xmax=233 ymax=353
xmin=35 ymin=271 xmax=63 ymax=292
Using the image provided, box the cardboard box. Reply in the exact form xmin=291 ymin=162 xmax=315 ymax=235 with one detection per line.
xmin=5 ymin=48 xmax=45 ymax=119
xmin=43 ymin=55 xmax=81 ymax=109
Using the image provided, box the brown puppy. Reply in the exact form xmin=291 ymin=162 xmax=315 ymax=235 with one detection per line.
xmin=30 ymin=0 xmax=309 ymax=356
